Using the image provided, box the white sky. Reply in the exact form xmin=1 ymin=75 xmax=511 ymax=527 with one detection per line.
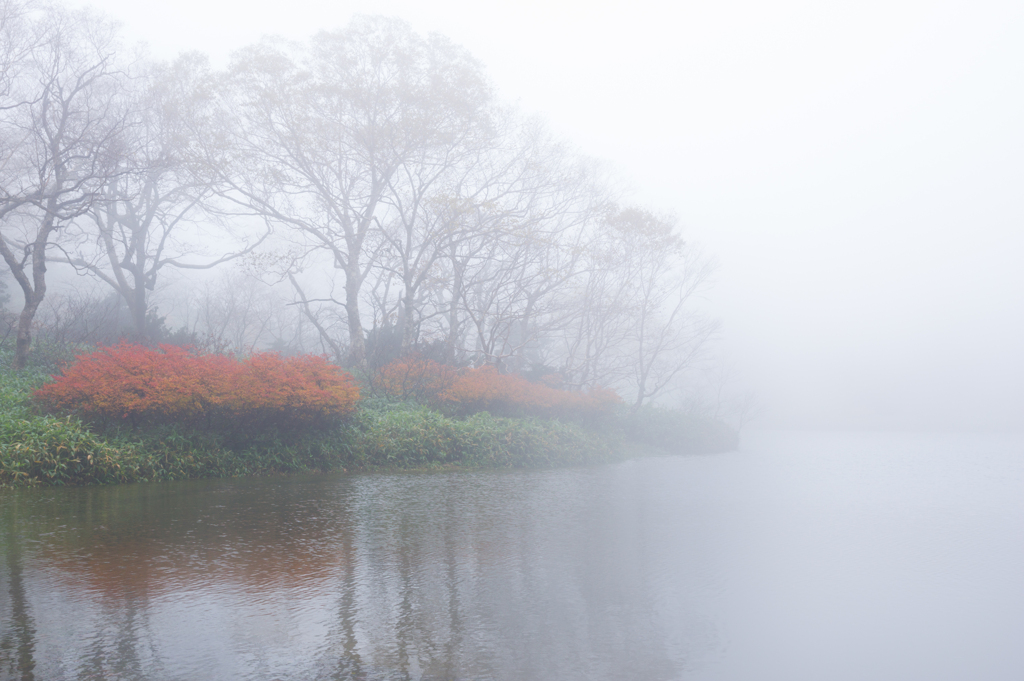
xmin=77 ymin=0 xmax=1024 ymax=430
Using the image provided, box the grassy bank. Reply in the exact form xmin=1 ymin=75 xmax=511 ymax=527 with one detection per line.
xmin=1 ymin=364 xmax=736 ymax=487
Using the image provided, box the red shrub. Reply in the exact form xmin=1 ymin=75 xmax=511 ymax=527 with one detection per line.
xmin=436 ymin=365 xmax=621 ymax=420
xmin=375 ymin=355 xmax=458 ymax=401
xmin=33 ymin=343 xmax=360 ymax=431
xmin=228 ymin=353 xmax=361 ymax=427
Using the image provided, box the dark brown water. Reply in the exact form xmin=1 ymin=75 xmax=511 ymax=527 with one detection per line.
xmin=1 ymin=432 xmax=1023 ymax=680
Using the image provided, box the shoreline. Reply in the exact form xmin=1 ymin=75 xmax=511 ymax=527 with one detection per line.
xmin=2 ymin=367 xmax=738 ymax=488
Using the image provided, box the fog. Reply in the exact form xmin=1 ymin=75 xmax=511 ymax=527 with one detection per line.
xmin=50 ymin=0 xmax=1021 ymax=430
xmin=3 ymin=5 xmax=1022 ymax=677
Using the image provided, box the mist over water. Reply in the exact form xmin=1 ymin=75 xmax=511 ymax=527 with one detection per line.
xmin=2 ymin=432 xmax=1022 ymax=680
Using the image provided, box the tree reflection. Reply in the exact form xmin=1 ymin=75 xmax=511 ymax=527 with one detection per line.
xmin=0 ymin=469 xmax=704 ymax=679
xmin=75 ymin=596 xmax=159 ymax=681
xmin=0 ymin=506 xmax=37 ymax=681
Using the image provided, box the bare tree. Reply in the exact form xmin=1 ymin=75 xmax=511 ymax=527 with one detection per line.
xmin=221 ymin=16 xmax=492 ymax=365
xmin=179 ymin=269 xmax=282 ymax=354
xmin=54 ymin=53 xmax=267 ymax=342
xmin=0 ymin=3 xmax=129 ymax=368
xmin=370 ymin=100 xmax=513 ymax=354
xmin=0 ymin=0 xmax=30 ymax=104
xmin=34 ymin=288 xmax=132 ymax=346
xmin=457 ymin=182 xmax=606 ymax=370
xmin=568 ymin=207 xmax=718 ymax=410
xmin=377 ymin=119 xmax=609 ymax=370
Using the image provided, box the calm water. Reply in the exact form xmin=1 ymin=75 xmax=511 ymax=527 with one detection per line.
xmin=1 ymin=431 xmax=1023 ymax=680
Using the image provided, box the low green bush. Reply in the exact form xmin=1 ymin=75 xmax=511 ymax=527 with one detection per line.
xmin=346 ymin=401 xmax=617 ymax=469
xmin=349 ymin=401 xmax=461 ymax=467
xmin=0 ymin=365 xmax=138 ymax=485
xmin=454 ymin=411 xmax=616 ymax=468
xmin=0 ymin=414 xmax=139 ymax=486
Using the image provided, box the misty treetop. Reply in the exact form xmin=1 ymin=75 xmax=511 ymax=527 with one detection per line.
xmin=0 ymin=4 xmax=717 ymax=411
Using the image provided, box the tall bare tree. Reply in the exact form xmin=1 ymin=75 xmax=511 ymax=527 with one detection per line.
xmin=560 ymin=207 xmax=718 ymax=409
xmin=447 ymin=139 xmax=606 ymax=371
xmin=363 ymin=117 xmax=608 ymax=369
xmin=0 ymin=3 xmax=129 ymax=367
xmin=56 ymin=53 xmax=266 ymax=342
xmin=222 ymin=16 xmax=492 ymax=365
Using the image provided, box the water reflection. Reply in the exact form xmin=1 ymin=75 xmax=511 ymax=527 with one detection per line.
xmin=5 ymin=433 xmax=1021 ymax=680
xmin=0 ymin=466 xmax=716 ymax=680
xmin=1 ymin=510 xmax=36 ymax=680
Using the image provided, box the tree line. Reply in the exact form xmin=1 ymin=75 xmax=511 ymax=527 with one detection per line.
xmin=0 ymin=2 xmax=718 ymax=410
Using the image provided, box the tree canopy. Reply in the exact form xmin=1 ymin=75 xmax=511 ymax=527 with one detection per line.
xmin=0 ymin=8 xmax=717 ymax=409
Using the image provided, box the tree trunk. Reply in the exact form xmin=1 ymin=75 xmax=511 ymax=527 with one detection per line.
xmin=130 ymin=222 xmax=150 ymax=342
xmin=12 ymin=215 xmax=53 ymax=370
xmin=13 ymin=296 xmax=37 ymax=366
xmin=345 ymin=271 xmax=365 ymax=366
xmin=400 ymin=288 xmax=417 ymax=353
xmin=127 ymin=279 xmax=148 ymax=344
xmin=13 ymin=293 xmax=41 ymax=370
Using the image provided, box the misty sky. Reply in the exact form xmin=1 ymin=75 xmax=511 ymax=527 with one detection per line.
xmin=77 ymin=0 xmax=1024 ymax=431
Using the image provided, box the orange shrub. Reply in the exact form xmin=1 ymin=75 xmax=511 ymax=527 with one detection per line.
xmin=228 ymin=353 xmax=361 ymax=428
xmin=436 ymin=365 xmax=621 ymax=420
xmin=33 ymin=343 xmax=360 ymax=431
xmin=375 ymin=355 xmax=458 ymax=401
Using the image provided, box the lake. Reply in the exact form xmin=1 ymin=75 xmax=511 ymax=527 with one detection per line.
xmin=1 ymin=430 xmax=1022 ymax=680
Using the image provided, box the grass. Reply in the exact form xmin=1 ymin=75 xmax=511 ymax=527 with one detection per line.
xmin=347 ymin=399 xmax=618 ymax=469
xmin=0 ymin=355 xmax=737 ymax=487
xmin=0 ymin=365 xmax=141 ymax=485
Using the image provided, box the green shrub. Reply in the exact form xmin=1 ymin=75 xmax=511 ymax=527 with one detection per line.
xmin=0 ymin=365 xmax=138 ymax=485
xmin=454 ymin=411 xmax=617 ymax=468
xmin=349 ymin=402 xmax=461 ymax=466
xmin=346 ymin=400 xmax=618 ymax=470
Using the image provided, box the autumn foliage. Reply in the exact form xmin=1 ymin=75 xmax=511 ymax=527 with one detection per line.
xmin=439 ymin=366 xmax=621 ymax=419
xmin=33 ymin=343 xmax=360 ymax=432
xmin=375 ymin=354 xmax=458 ymax=401
xmin=375 ymin=357 xmax=621 ymax=420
